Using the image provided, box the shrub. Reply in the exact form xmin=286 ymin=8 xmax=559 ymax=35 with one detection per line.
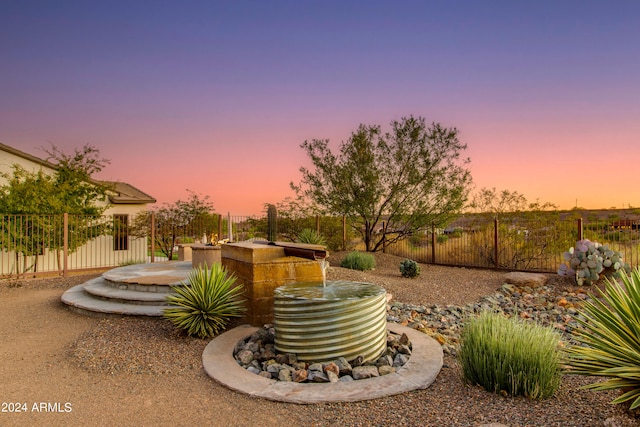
xmin=408 ymin=234 xmax=424 ymax=247
xmin=558 ymin=239 xmax=630 ymax=285
xmin=118 ymin=259 xmax=145 ymax=267
xmin=399 ymin=259 xmax=421 ymax=278
xmin=458 ymin=311 xmax=562 ymax=399
xmin=436 ymin=234 xmax=449 ymax=243
xmin=603 ymin=231 xmax=624 ymax=242
xmin=450 ymin=227 xmax=463 ymax=238
xmin=296 ymin=228 xmax=327 ymax=246
xmin=340 ymin=251 xmax=375 ymax=271
xmin=163 ymin=264 xmax=246 ymax=338
xmin=564 ymin=267 xmax=640 ymax=410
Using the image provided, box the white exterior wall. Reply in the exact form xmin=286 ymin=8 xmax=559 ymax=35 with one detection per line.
xmin=1 ymin=146 xmax=154 ymax=276
xmin=103 ymin=204 xmax=147 ymax=218
xmin=0 ymin=149 xmax=55 ymax=177
xmin=0 ymin=231 xmax=150 ymax=275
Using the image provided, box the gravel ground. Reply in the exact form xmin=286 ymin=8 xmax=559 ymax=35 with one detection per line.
xmin=1 ymin=252 xmax=637 ymax=427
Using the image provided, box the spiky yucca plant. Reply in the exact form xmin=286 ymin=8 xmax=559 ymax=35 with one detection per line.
xmin=163 ymin=264 xmax=245 ymax=339
xmin=564 ymin=267 xmax=640 ymax=410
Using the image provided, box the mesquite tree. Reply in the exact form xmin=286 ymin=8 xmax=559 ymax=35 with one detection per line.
xmin=293 ymin=116 xmax=472 ymax=252
xmin=130 ymin=190 xmax=215 ymax=260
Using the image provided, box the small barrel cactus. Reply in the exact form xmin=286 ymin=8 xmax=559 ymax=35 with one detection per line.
xmin=400 ymin=259 xmax=421 ymax=278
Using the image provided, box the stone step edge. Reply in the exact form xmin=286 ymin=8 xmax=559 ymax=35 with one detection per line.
xmin=83 ymin=277 xmax=173 ymax=305
xmin=61 ymin=285 xmax=166 ymax=317
xmin=101 ymin=277 xmax=177 ymax=294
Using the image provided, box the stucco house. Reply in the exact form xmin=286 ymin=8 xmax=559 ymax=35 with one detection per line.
xmin=0 ymin=142 xmax=156 ymax=276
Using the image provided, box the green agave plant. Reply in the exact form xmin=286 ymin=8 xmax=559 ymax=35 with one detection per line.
xmin=296 ymin=228 xmax=327 ymax=246
xmin=564 ymin=267 xmax=640 ymax=410
xmin=163 ymin=264 xmax=246 ymax=339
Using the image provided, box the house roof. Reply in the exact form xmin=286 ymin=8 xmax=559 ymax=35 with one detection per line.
xmin=0 ymin=142 xmax=156 ymax=205
xmin=0 ymin=142 xmax=58 ymax=170
xmin=101 ymin=180 xmax=156 ymax=204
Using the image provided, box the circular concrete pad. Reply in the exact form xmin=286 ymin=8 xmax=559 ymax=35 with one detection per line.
xmin=202 ymin=323 xmax=443 ymax=404
xmin=103 ymin=261 xmax=192 ymax=286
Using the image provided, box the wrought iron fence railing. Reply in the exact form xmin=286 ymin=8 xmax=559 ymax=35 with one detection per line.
xmin=384 ymin=216 xmax=640 ymax=272
xmin=1 ymin=213 xmax=148 ymax=277
xmin=1 ymin=211 xmax=638 ymax=279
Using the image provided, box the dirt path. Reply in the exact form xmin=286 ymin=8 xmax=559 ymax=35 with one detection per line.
xmin=0 ymin=287 xmax=302 ymax=427
xmin=1 ymin=261 xmax=637 ymax=427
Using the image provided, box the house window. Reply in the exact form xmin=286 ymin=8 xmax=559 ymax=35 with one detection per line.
xmin=114 ymin=214 xmax=129 ymax=251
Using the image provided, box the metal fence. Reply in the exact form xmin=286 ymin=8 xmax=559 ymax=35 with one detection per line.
xmin=384 ymin=216 xmax=640 ymax=273
xmin=2 ymin=211 xmax=639 ymax=279
xmin=1 ymin=214 xmax=148 ymax=278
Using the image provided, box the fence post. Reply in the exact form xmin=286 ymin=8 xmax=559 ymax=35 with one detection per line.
xmin=63 ymin=213 xmax=68 ymax=277
xmin=342 ymin=215 xmax=347 ymax=250
xmin=217 ymin=214 xmax=222 ymax=242
xmin=267 ymin=205 xmax=278 ymax=241
xmin=577 ymin=218 xmax=583 ymax=241
xmin=494 ymin=218 xmax=499 ymax=269
xmin=431 ymin=222 xmax=436 ymax=264
xmin=382 ymin=221 xmax=387 ymax=253
xmin=150 ymin=212 xmax=155 ymax=263
xmin=228 ymin=212 xmax=233 ymax=242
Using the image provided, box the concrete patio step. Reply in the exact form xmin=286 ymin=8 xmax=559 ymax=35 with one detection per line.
xmin=101 ymin=279 xmax=176 ymax=294
xmin=102 ymin=261 xmax=192 ymax=288
xmin=62 ymin=285 xmax=168 ymax=317
xmin=83 ymin=277 xmax=172 ymax=305
xmin=61 ymin=261 xmax=192 ymax=317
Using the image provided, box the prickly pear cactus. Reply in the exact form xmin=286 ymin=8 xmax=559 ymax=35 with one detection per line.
xmin=558 ymin=239 xmax=630 ymax=285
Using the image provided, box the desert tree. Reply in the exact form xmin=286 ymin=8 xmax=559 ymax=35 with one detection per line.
xmin=0 ymin=144 xmax=111 ymax=272
xmin=43 ymin=144 xmax=111 ymax=215
xmin=292 ymin=115 xmax=472 ymax=252
xmin=130 ymin=190 xmax=215 ymax=260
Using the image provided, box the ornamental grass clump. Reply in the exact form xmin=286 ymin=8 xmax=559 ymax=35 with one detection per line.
xmin=163 ymin=264 xmax=245 ymax=339
xmin=340 ymin=251 xmax=375 ymax=271
xmin=564 ymin=267 xmax=640 ymax=410
xmin=458 ymin=311 xmax=562 ymax=399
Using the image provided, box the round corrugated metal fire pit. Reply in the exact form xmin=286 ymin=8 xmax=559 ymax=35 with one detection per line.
xmin=273 ymin=280 xmax=387 ymax=362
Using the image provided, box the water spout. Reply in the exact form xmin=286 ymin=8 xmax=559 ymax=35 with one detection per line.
xmin=318 ymin=258 xmax=329 ymax=288
xmin=254 ymin=240 xmax=328 ymax=260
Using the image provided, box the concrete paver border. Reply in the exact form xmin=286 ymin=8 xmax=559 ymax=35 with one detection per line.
xmin=202 ymin=322 xmax=443 ymax=404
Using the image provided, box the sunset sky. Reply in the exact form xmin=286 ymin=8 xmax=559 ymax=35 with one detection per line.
xmin=2 ymin=1 xmax=639 ymax=215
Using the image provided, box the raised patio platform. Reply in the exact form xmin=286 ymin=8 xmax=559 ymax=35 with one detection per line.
xmin=61 ymin=261 xmax=192 ymax=317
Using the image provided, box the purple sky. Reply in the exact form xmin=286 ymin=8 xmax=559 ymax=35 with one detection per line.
xmin=2 ymin=1 xmax=639 ymax=215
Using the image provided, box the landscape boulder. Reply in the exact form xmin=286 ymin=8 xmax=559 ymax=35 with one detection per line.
xmin=504 ymin=272 xmax=547 ymax=287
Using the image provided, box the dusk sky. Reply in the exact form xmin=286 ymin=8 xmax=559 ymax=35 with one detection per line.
xmin=2 ymin=1 xmax=639 ymax=215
